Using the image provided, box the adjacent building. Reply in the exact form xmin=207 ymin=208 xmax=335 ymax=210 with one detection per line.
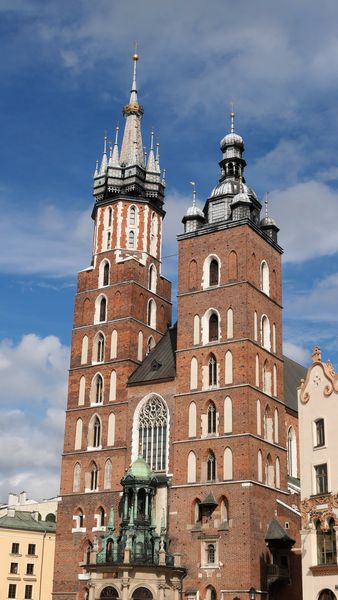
xmin=53 ymin=54 xmax=306 ymax=600
xmin=299 ymin=347 xmax=338 ymax=600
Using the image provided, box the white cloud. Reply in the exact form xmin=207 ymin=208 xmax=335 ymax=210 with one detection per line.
xmin=0 ymin=334 xmax=69 ymax=501
xmin=283 ymin=341 xmax=310 ymax=366
xmin=285 ymin=272 xmax=338 ymax=323
xmin=270 ymin=181 xmax=338 ymax=262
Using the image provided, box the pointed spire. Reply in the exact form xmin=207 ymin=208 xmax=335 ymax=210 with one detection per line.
xmin=265 ymin=192 xmax=269 ymax=217
xmin=100 ymin=133 xmax=108 ymax=174
xmin=230 ymin=102 xmax=235 ymax=133
xmin=94 ymin=160 xmax=99 ymax=178
xmin=109 ymin=124 xmax=120 ymax=167
xmin=190 ymin=181 xmax=197 ymax=206
xmin=129 ymin=46 xmax=139 ymax=105
xmin=147 ymin=129 xmax=156 ymax=172
xmin=120 ymin=51 xmax=145 ymax=167
xmin=155 ymin=141 xmax=161 ymax=173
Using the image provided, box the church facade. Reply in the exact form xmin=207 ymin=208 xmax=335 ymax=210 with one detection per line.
xmin=52 ymin=55 xmax=304 ymax=600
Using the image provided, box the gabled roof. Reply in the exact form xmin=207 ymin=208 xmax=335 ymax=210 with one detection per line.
xmin=283 ymin=355 xmax=307 ymax=413
xmin=265 ymin=519 xmax=295 ymax=546
xmin=0 ymin=511 xmax=56 ymax=533
xmin=128 ymin=327 xmax=177 ymax=385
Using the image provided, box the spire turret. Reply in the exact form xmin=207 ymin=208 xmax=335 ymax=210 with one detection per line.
xmin=120 ymin=53 xmax=145 ymax=167
xmin=147 ymin=129 xmax=157 ymax=172
xmin=155 ymin=141 xmax=161 ymax=173
xmin=99 ymin=134 xmax=108 ymax=174
xmin=109 ymin=125 xmax=120 ymax=167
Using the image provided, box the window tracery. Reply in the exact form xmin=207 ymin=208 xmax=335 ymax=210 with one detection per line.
xmin=137 ymin=395 xmax=168 ymax=471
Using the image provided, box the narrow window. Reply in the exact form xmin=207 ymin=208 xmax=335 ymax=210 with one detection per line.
xmin=261 ymin=315 xmax=271 ymax=350
xmin=208 ymin=354 xmax=217 ymax=387
xmin=223 ymin=447 xmax=233 ymax=480
xmin=129 ymin=206 xmax=136 ymax=226
xmin=99 ymin=297 xmax=107 ymax=322
xmin=110 ymin=330 xmax=117 ymax=359
xmin=190 ymin=357 xmax=198 ymax=390
xmin=224 ymin=396 xmax=232 ymax=434
xmin=209 ymin=259 xmax=219 ymax=286
xmin=193 ymin=315 xmax=200 ymax=345
xmin=315 ymin=464 xmax=328 ymax=494
xmin=78 ymin=376 xmax=86 ymax=406
xmin=207 ymin=544 xmax=215 ymax=564
xmin=256 ymin=399 xmax=261 ymax=435
xmin=274 ymin=408 xmax=279 ymax=443
xmin=107 ymin=413 xmax=115 ymax=446
xmin=96 ymin=333 xmax=105 ymax=362
xmin=24 ymin=585 xmax=33 ymax=599
xmin=90 ymin=463 xmax=98 ymax=491
xmin=228 ymin=251 xmax=238 ymax=280
xmin=258 ymin=450 xmax=263 ymax=482
xmin=207 ymin=402 xmax=216 ymax=434
xmin=260 ymin=260 xmax=270 ymax=295
xmin=315 ymin=419 xmax=325 ymax=447
xmin=227 ymin=308 xmax=234 ymax=339
xmin=207 ymin=452 xmax=216 ymax=481
xmin=8 ymin=585 xmax=17 ymax=599
xmin=317 ymin=519 xmax=337 ymax=565
xmin=103 ymin=262 xmax=110 ymax=286
xmin=148 ymin=265 xmax=156 ymax=292
xmin=75 ymin=418 xmax=83 ymax=450
xmin=287 ymin=427 xmax=298 ymax=478
xmin=147 ymin=299 xmax=156 ymax=329
xmin=28 ymin=544 xmax=36 ymax=556
xmin=95 ymin=375 xmax=103 ymax=404
xmin=137 ymin=331 xmax=143 ymax=361
xmin=187 ymin=451 xmax=197 ymax=483
xmin=73 ymin=463 xmax=81 ymax=492
xmin=81 ymin=335 xmax=88 ymax=364
xmin=104 ymin=459 xmax=112 ymax=489
xmin=209 ymin=313 xmax=219 ymax=342
xmin=254 ymin=311 xmax=258 ymax=341
xmin=275 ymin=457 xmax=281 ymax=488
xmin=189 ymin=259 xmax=198 ymax=290
xmin=188 ymin=402 xmax=197 ymax=437
xmin=128 ymin=230 xmax=135 ymax=249
xmin=225 ymin=351 xmax=233 ymax=384
xmin=255 ymin=354 xmax=260 ymax=387
xmin=106 ymin=231 xmax=111 ymax=250
xmin=93 ymin=417 xmax=101 ymax=447
xmin=107 ymin=207 xmax=112 ymax=227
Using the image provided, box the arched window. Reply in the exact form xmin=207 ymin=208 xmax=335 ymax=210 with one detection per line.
xmin=207 ymin=402 xmax=216 ymax=434
xmin=75 ymin=418 xmax=83 ymax=450
xmin=106 ymin=231 xmax=111 ymax=250
xmin=193 ymin=315 xmax=200 ymax=345
xmin=91 ymin=374 xmax=103 ymax=404
xmin=81 ymin=336 xmax=88 ymax=364
xmin=317 ymin=519 xmax=337 ymax=565
xmin=266 ymin=453 xmax=274 ymax=487
xmin=73 ymin=463 xmax=81 ymax=492
xmin=150 ymin=212 xmax=157 ymax=255
xmin=102 ymin=262 xmax=110 ymax=287
xmin=129 ymin=206 xmax=136 ymax=226
xmin=137 ymin=395 xmax=168 ymax=471
xmin=275 ymin=457 xmax=281 ymax=488
xmin=225 ymin=350 xmax=233 ymax=384
xmin=220 ymin=497 xmax=229 ymax=523
xmin=254 ymin=311 xmax=258 ymax=341
xmin=190 ymin=357 xmax=198 ymax=390
xmin=260 ymin=260 xmax=270 ymax=295
xmin=261 ymin=315 xmax=271 ymax=350
xmin=147 ymin=299 xmax=156 ymax=329
xmin=273 ymin=364 xmax=277 ymax=397
xmin=224 ymin=396 xmax=232 ymax=433
xmin=207 ymin=451 xmax=216 ymax=481
xmin=209 ymin=259 xmax=219 ymax=286
xmin=107 ymin=413 xmax=115 ymax=446
xmin=228 ymin=251 xmax=238 ymax=280
xmin=192 ymin=498 xmax=201 ymax=524
xmin=189 ymin=259 xmax=198 ymax=290
xmin=264 ymin=406 xmax=273 ymax=442
xmin=223 ymin=447 xmax=233 ymax=480
xmin=132 ymin=588 xmax=153 ymax=600
xmin=274 ymin=408 xmax=279 ymax=443
xmin=104 ymin=459 xmax=112 ymax=490
xmin=287 ymin=427 xmax=298 ymax=478
xmin=109 ymin=371 xmax=116 ymax=402
xmin=227 ymin=308 xmax=233 ymax=339
xmin=258 ymin=450 xmax=263 ymax=482
xmin=110 ymin=330 xmax=117 ymax=359
xmin=100 ymin=587 xmax=119 ymax=599
xmin=93 ymin=332 xmax=105 ymax=363
xmin=207 ymin=544 xmax=215 ymax=564
xmin=256 ymin=399 xmax=262 ymax=435
xmin=74 ymin=508 xmax=84 ymax=529
xmin=90 ymin=462 xmax=98 ymax=491
xmin=137 ymin=331 xmax=143 ymax=361
xmin=147 ymin=336 xmax=155 ymax=354
xmin=99 ymin=297 xmax=107 ymax=322
xmin=208 ymin=354 xmax=217 ymax=387
xmin=188 ymin=402 xmax=197 ymax=437
xmin=318 ymin=591 xmax=337 ymax=600
xmin=128 ymin=230 xmax=135 ymax=249
xmin=187 ymin=451 xmax=197 ymax=483
xmin=272 ymin=323 xmax=276 ymax=353
xmin=148 ymin=264 xmax=156 ymax=292
xmin=209 ymin=313 xmax=219 ymax=342
xmin=262 ymin=360 xmax=271 ymax=395
xmin=255 ymin=354 xmax=260 ymax=387
xmin=107 ymin=207 xmax=113 ymax=228
xmin=93 ymin=417 xmax=101 ymax=447
xmin=78 ymin=376 xmax=86 ymax=406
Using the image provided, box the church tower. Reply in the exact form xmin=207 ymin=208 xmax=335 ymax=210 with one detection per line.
xmin=53 ymin=54 xmax=172 ymax=600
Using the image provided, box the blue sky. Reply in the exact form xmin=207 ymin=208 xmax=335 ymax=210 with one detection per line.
xmin=1 ymin=0 xmax=338 ymax=501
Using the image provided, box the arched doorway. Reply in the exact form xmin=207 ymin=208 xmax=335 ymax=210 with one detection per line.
xmin=318 ymin=590 xmax=337 ymax=600
xmin=100 ymin=587 xmax=119 ymax=599
xmin=132 ymin=587 xmax=153 ymax=600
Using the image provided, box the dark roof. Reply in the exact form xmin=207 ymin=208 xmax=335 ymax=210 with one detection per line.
xmin=128 ymin=327 xmax=177 ymax=385
xmin=200 ymin=492 xmax=218 ymax=508
xmin=265 ymin=519 xmax=295 ymax=545
xmin=0 ymin=511 xmax=56 ymax=533
xmin=283 ymin=355 xmax=307 ymax=413
xmin=128 ymin=325 xmax=306 ymax=411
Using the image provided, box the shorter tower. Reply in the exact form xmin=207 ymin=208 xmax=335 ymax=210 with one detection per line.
xmin=299 ymin=348 xmax=338 ymax=600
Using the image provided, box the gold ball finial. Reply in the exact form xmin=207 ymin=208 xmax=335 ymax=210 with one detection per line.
xmin=133 ymin=53 xmax=139 ymax=61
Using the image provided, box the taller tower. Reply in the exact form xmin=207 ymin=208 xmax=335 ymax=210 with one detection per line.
xmin=53 ymin=55 xmax=172 ymax=600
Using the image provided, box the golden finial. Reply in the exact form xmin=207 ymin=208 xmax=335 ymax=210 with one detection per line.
xmin=133 ymin=41 xmax=139 ymax=61
xmin=230 ymin=102 xmax=235 ymax=133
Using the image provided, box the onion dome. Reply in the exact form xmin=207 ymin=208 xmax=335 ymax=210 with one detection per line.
xmin=125 ymin=456 xmax=153 ymax=479
xmin=210 ymin=180 xmax=257 ymax=200
xmin=231 ymin=190 xmax=252 ymax=206
xmin=260 ymin=195 xmax=279 ymax=242
xmin=182 ymin=182 xmax=205 ymax=232
xmin=220 ymin=111 xmax=244 ymax=152
xmin=260 ymin=215 xmax=277 ymax=227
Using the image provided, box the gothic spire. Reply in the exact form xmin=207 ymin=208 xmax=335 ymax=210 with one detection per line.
xmin=155 ymin=141 xmax=161 ymax=173
xmin=119 ymin=52 xmax=145 ymax=168
xmin=146 ymin=129 xmax=156 ymax=172
xmin=109 ymin=124 xmax=120 ymax=167
xmin=99 ymin=133 xmax=108 ymax=174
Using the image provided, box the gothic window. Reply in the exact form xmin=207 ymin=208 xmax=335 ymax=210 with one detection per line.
xmin=94 ymin=333 xmax=105 ymax=363
xmin=99 ymin=297 xmax=107 ymax=322
xmin=74 ymin=508 xmax=84 ymax=529
xmin=274 ymin=408 xmax=279 ymax=443
xmin=147 ymin=336 xmax=155 ymax=354
xmin=107 ymin=207 xmax=112 ymax=228
xmin=148 ymin=264 xmax=156 ymax=292
xmin=255 ymin=354 xmax=259 ymax=387
xmin=90 ymin=463 xmax=98 ymax=491
xmin=315 ymin=419 xmax=325 ymax=447
xmin=258 ymin=450 xmax=263 ymax=482
xmin=207 ymin=451 xmax=216 ymax=481
xmin=109 ymin=371 xmax=116 ymax=402
xmin=97 ymin=507 xmax=105 ymax=527
xmin=110 ymin=330 xmax=117 ymax=359
xmin=78 ymin=376 xmax=85 ymax=406
xmin=209 ymin=259 xmax=219 ymax=286
xmin=107 ymin=413 xmax=115 ymax=446
xmin=315 ymin=464 xmax=328 ymax=494
xmin=220 ymin=497 xmax=228 ymax=522
xmin=93 ymin=417 xmax=101 ymax=448
xmin=128 ymin=230 xmax=135 ymax=249
xmin=209 ymin=313 xmax=219 ymax=342
xmin=207 ymin=402 xmax=216 ymax=434
xmin=193 ymin=315 xmax=200 ymax=345
xmin=106 ymin=231 xmax=111 ymax=250
xmin=287 ymin=427 xmax=298 ymax=478
xmin=103 ymin=262 xmax=110 ymax=286
xmin=260 ymin=260 xmax=270 ymax=295
xmin=273 ymin=364 xmax=277 ymax=396
xmin=188 ymin=402 xmax=197 ymax=437
xmin=256 ymin=399 xmax=261 ymax=435
xmin=318 ymin=591 xmax=337 ymax=600
xmin=104 ymin=459 xmax=112 ymax=489
xmin=207 ymin=544 xmax=216 ymax=564
xmin=100 ymin=587 xmax=119 ymax=599
xmin=317 ymin=519 xmax=337 ymax=565
xmin=261 ymin=315 xmax=271 ymax=350
xmin=73 ymin=463 xmax=81 ymax=492
xmin=225 ymin=350 xmax=233 ymax=384
xmin=266 ymin=453 xmax=275 ymax=487
xmin=208 ymin=354 xmax=217 ymax=387
xmin=254 ymin=311 xmax=258 ymax=341
xmin=263 ymin=406 xmax=273 ymax=442
xmin=147 ymin=299 xmax=156 ymax=329
xmin=81 ymin=336 xmax=88 ymax=364
xmin=129 ymin=206 xmax=136 ymax=226
xmin=272 ymin=323 xmax=276 ymax=352
xmin=150 ymin=213 xmax=157 ymax=255
xmin=92 ymin=374 xmax=103 ymax=404
xmin=275 ymin=457 xmax=281 ymax=488
xmin=224 ymin=396 xmax=232 ymax=433
xmin=137 ymin=395 xmax=168 ymax=471
xmin=189 ymin=259 xmax=198 ymax=290
xmin=223 ymin=447 xmax=233 ymax=480
xmin=187 ymin=451 xmax=197 ymax=483
xmin=75 ymin=418 xmax=83 ymax=450
xmin=227 ymin=308 xmax=234 ymax=339
xmin=228 ymin=251 xmax=238 ymax=280
xmin=190 ymin=357 xmax=198 ymax=390
xmin=137 ymin=331 xmax=143 ymax=361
